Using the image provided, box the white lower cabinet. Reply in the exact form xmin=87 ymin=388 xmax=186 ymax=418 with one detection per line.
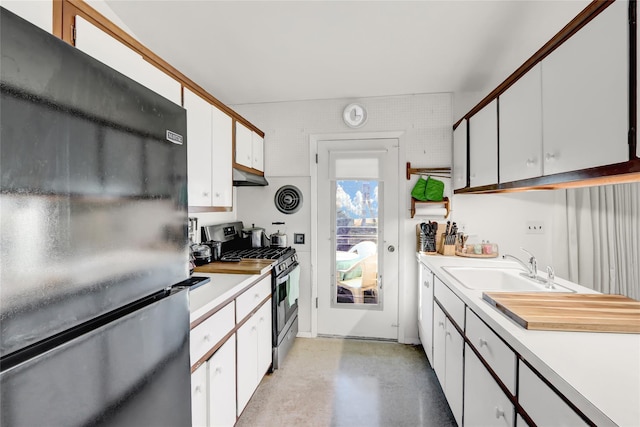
xmin=191 ymin=364 xmax=208 ymax=427
xmin=519 ymin=361 xmax=588 ymax=427
xmin=237 ymin=300 xmax=272 ymax=416
xmin=418 ymin=261 xmax=434 ymax=365
xmin=433 ymin=303 xmax=463 ymax=426
xmin=208 ymin=337 xmax=236 ymax=427
xmin=464 ymin=345 xmax=514 ymax=427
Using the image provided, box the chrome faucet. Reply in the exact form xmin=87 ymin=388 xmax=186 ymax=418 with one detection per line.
xmin=502 ymin=248 xmax=538 ymax=278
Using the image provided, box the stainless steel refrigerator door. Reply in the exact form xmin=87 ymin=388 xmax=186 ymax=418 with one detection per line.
xmin=0 ymin=288 xmax=191 ymax=427
xmin=0 ymin=8 xmax=189 ymax=357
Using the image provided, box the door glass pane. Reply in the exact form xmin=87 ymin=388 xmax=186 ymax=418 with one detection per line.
xmin=334 ymin=179 xmax=380 ymax=305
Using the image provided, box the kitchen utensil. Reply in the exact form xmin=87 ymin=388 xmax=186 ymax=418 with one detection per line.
xmin=242 ymin=224 xmax=267 ymax=248
xmin=270 ymin=230 xmax=288 ymax=248
xmin=191 ymin=243 xmax=212 ymax=265
xmin=203 ymin=240 xmax=222 ymax=261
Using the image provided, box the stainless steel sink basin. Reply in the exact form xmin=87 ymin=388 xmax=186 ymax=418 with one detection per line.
xmin=441 ymin=266 xmax=575 ymax=293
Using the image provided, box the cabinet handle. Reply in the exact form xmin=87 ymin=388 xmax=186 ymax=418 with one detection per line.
xmin=215 ymin=192 xmax=220 ymax=197
xmin=479 ymin=338 xmax=488 ymax=348
xmin=525 ymin=158 xmax=536 ymax=166
xmin=194 ymin=385 xmax=202 ymax=394
xmin=251 ymin=325 xmax=257 ymax=331
xmin=545 ymin=152 xmax=556 ymax=161
xmin=259 ymin=316 xmax=265 ymax=322
xmin=255 ymin=293 xmax=260 ymax=299
xmin=495 ymin=407 xmax=505 ymax=419
xmin=214 ymin=366 xmax=222 ymax=374
xmin=438 ymin=321 xmax=445 ymax=328
xmin=423 ymin=280 xmax=430 ymax=288
xmin=203 ymin=334 xmax=211 ymax=342
xmin=445 ymin=331 xmax=451 ymax=337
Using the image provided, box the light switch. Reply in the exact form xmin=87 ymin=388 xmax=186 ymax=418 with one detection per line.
xmin=294 ymin=233 xmax=305 ymax=244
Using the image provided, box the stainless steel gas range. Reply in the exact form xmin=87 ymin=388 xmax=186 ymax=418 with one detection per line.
xmin=201 ymin=222 xmax=299 ymax=371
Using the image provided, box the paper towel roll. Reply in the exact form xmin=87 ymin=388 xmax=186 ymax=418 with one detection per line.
xmin=414 ymin=207 xmax=448 ymax=217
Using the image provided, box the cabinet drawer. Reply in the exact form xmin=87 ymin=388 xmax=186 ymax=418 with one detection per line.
xmin=464 ymin=345 xmax=514 ymax=427
xmin=190 ymin=302 xmax=235 ymax=365
xmin=519 ymin=361 xmax=588 ymax=426
xmin=236 ymin=276 xmax=271 ymax=321
xmin=466 ymin=308 xmax=517 ymax=395
xmin=434 ymin=276 xmax=465 ymax=329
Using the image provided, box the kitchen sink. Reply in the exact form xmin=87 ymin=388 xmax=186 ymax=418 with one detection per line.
xmin=441 ymin=266 xmax=575 ymax=293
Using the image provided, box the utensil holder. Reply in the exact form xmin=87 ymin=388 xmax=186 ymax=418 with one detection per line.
xmin=438 ymin=234 xmax=456 ymax=256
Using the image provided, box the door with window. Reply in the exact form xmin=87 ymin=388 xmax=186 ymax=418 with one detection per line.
xmin=317 ymin=139 xmax=399 ymax=339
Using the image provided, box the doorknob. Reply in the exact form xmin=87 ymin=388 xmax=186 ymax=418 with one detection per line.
xmin=387 ymin=245 xmax=395 ymax=252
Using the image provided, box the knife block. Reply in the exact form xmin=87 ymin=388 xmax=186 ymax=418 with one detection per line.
xmin=438 ymin=238 xmax=456 ymax=256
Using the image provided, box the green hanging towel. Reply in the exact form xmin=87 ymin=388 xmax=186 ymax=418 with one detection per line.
xmin=425 ymin=176 xmax=445 ymax=201
xmin=411 ymin=176 xmax=429 ymax=201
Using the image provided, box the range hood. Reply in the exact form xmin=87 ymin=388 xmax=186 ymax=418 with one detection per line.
xmin=232 ymin=168 xmax=269 ymax=186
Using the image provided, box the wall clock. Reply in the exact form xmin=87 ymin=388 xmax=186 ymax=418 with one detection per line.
xmin=342 ymin=103 xmax=367 ymax=128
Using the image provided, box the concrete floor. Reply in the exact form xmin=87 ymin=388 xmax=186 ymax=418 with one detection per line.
xmin=236 ymin=337 xmax=456 ymax=427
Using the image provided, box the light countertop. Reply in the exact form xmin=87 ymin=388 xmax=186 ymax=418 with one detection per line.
xmin=188 ymin=272 xmax=268 ymax=324
xmin=418 ymin=254 xmax=640 ymax=427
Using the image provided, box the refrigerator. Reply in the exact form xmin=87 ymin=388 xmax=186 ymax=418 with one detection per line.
xmin=1 ymin=7 xmax=192 ymax=427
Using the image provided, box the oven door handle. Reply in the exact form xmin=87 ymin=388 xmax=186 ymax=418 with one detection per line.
xmin=276 ymin=273 xmax=290 ymax=285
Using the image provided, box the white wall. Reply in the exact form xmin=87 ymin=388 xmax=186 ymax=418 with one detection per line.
xmin=232 ymin=93 xmax=577 ymax=344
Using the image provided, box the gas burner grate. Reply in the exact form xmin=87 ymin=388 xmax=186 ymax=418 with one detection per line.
xmin=222 ymin=247 xmax=292 ymax=260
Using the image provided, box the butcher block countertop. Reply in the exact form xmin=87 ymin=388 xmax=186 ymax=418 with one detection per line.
xmin=194 ymin=259 xmax=275 ymax=275
xmin=483 ymin=292 xmax=640 ymax=333
xmin=418 ymin=254 xmax=640 ymax=427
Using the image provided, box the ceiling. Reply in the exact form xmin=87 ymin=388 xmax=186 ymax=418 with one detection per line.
xmin=104 ymin=0 xmax=590 ymax=106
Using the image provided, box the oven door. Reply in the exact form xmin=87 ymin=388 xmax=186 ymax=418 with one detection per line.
xmin=274 ymin=263 xmax=300 ymax=343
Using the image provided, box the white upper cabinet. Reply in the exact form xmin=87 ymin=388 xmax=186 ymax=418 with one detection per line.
xmin=211 ymin=106 xmax=233 ymax=207
xmin=252 ymin=132 xmax=264 ymax=172
xmin=452 ymin=119 xmax=468 ymax=190
xmin=469 ymin=99 xmax=498 ymax=187
xmin=0 ymin=0 xmax=52 ymax=33
xmin=541 ymin=0 xmax=628 ymax=175
xmin=184 ymin=88 xmax=233 ymax=208
xmin=235 ymin=122 xmax=253 ymax=169
xmin=499 ymin=63 xmax=543 ymax=182
xmin=74 ymin=16 xmax=181 ymax=105
xmin=184 ymin=88 xmax=214 ymax=207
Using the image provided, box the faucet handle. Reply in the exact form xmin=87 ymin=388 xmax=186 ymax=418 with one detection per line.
xmin=546 ymin=266 xmax=555 ymax=289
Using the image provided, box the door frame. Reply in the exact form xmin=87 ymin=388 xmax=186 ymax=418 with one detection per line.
xmin=309 ymin=131 xmax=407 ymax=340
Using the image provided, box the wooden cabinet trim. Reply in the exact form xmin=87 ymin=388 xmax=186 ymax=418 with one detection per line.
xmin=454 ymin=1 xmax=614 ymax=129
xmin=53 ymin=0 xmax=264 ymax=137
xmin=454 ymin=159 xmax=640 ymax=193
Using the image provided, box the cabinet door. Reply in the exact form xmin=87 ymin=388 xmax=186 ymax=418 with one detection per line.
xmin=0 ymin=0 xmax=52 ymax=33
xmin=236 ymin=317 xmax=258 ymax=416
xmin=208 ymin=336 xmax=236 ymax=427
xmin=432 ymin=304 xmax=447 ymax=386
xmin=251 ymin=132 xmax=264 ymax=172
xmin=499 ymin=63 xmax=543 ymax=183
xmin=464 ymin=345 xmax=514 ymax=427
xmin=419 ymin=263 xmax=434 ymax=365
xmin=452 ymin=119 xmax=468 ymax=190
xmin=191 ymin=364 xmax=208 ymax=427
xmin=541 ymin=0 xmax=628 ymax=175
xmin=445 ymin=320 xmax=464 ymax=427
xmin=235 ymin=122 xmax=253 ymax=168
xmin=184 ymin=88 xmax=213 ymax=207
xmin=211 ymin=106 xmax=233 ymax=207
xmin=519 ymin=361 xmax=588 ymax=426
xmin=74 ymin=16 xmax=180 ymax=105
xmin=256 ymin=301 xmax=273 ymax=377
xmin=469 ymin=99 xmax=498 ymax=187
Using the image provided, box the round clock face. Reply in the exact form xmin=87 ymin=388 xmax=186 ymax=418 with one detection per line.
xmin=343 ymin=103 xmax=367 ymax=128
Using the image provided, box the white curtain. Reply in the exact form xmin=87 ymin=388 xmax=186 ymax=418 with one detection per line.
xmin=565 ymin=182 xmax=640 ymax=299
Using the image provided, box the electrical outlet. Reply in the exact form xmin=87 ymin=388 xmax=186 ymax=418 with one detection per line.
xmin=526 ymin=221 xmax=544 ymax=234
xmin=294 ymin=233 xmax=305 ymax=244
